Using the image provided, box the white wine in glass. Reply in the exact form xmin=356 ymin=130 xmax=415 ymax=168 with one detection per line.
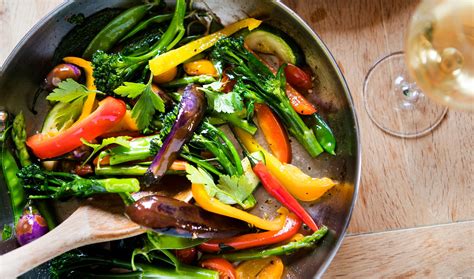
xmin=364 ymin=0 xmax=473 ymax=138
xmin=406 ymin=0 xmax=474 ymax=110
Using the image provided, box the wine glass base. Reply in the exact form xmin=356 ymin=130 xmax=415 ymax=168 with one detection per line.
xmin=364 ymin=52 xmax=448 ymax=138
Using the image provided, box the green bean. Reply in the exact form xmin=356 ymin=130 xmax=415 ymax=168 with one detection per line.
xmin=83 ymin=4 xmax=154 ymax=59
xmin=312 ymin=113 xmax=336 ymax=155
xmin=120 ymin=13 xmax=173 ymax=43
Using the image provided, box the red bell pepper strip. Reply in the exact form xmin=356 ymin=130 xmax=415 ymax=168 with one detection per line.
xmin=27 ymin=97 xmax=126 ymax=159
xmin=199 ymin=209 xmax=301 ymax=253
xmin=252 ymin=162 xmax=318 ymax=231
xmin=245 ymin=46 xmax=317 ymax=115
xmin=255 ymin=104 xmax=292 ymax=163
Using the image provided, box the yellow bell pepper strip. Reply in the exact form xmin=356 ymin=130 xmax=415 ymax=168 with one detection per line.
xmin=149 ymin=18 xmax=262 ymax=76
xmin=63 ymin=57 xmax=97 ymax=121
xmin=234 ymin=128 xmax=336 ymax=201
xmin=192 ymin=183 xmax=285 ymax=231
xmin=236 ymin=256 xmax=284 ymax=279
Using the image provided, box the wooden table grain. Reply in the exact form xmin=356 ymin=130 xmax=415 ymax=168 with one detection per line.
xmin=1 ymin=0 xmax=472 ymax=277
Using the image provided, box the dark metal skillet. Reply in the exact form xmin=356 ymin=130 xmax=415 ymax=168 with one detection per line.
xmin=0 ymin=0 xmax=361 ymax=277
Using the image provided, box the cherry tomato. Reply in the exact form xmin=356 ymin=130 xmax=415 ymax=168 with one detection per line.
xmin=284 ymin=63 xmax=312 ymax=91
xmin=175 ymin=247 xmax=197 ymax=264
xmin=201 ymin=258 xmax=237 ymax=279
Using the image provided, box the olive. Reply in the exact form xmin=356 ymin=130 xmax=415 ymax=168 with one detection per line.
xmin=44 ymin=63 xmax=81 ymax=90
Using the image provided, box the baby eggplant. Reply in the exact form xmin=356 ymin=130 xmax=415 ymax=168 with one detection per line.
xmin=44 ymin=63 xmax=81 ymax=90
xmin=15 ymin=205 xmax=49 ymax=246
xmin=144 ymin=84 xmax=206 ymax=185
xmin=125 ymin=195 xmax=249 ymax=239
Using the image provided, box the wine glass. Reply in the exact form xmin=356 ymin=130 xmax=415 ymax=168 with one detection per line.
xmin=364 ymin=0 xmax=474 ymax=138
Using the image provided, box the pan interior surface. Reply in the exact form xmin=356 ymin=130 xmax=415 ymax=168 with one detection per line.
xmin=0 ymin=0 xmax=360 ymax=278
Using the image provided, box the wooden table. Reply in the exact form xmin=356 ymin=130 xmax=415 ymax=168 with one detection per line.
xmin=1 ymin=0 xmax=472 ymax=277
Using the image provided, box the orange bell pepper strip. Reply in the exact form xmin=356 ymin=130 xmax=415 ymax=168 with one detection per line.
xmin=199 ymin=208 xmax=300 ymax=253
xmin=27 ymin=97 xmax=126 ymax=159
xmin=234 ymin=128 xmax=336 ymax=201
xmin=149 ymin=18 xmax=262 ymax=76
xmin=192 ymin=183 xmax=285 ymax=231
xmin=245 ymin=47 xmax=317 ymax=115
xmin=62 ymin=57 xmax=97 ymax=121
xmin=255 ymin=104 xmax=291 ymax=163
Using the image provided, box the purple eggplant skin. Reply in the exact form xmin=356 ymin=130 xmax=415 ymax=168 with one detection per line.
xmin=44 ymin=63 xmax=82 ymax=90
xmin=125 ymin=195 xmax=249 ymax=239
xmin=15 ymin=206 xmax=49 ymax=246
xmin=144 ymin=84 xmax=206 ymax=186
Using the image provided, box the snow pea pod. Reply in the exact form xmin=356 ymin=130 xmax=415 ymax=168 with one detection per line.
xmin=312 ymin=113 xmax=336 ymax=155
xmin=1 ymin=147 xmax=26 ymax=224
xmin=83 ymin=4 xmax=153 ymax=59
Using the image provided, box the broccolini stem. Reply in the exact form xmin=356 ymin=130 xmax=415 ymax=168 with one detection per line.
xmin=202 ymin=122 xmax=243 ymax=175
xmin=211 ymin=112 xmax=257 ymax=135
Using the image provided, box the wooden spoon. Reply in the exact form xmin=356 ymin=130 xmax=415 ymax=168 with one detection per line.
xmin=0 ymin=196 xmax=145 ymax=278
xmin=0 ymin=176 xmax=194 ymax=278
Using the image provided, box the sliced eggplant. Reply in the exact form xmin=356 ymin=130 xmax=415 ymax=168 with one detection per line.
xmin=125 ymin=195 xmax=249 ymax=238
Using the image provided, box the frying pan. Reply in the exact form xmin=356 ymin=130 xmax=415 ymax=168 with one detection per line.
xmin=0 ymin=0 xmax=361 ymax=277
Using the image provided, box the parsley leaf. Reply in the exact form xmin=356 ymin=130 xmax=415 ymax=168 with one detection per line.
xmin=114 ymin=82 xmax=165 ymax=130
xmin=114 ymin=82 xmax=147 ymax=99
xmin=132 ymin=85 xmax=165 ymax=130
xmin=46 ymin=79 xmax=90 ymax=103
xmin=186 ymin=164 xmax=258 ymax=209
xmin=200 ymin=87 xmax=243 ymax=114
xmin=81 ymin=136 xmax=131 ymax=164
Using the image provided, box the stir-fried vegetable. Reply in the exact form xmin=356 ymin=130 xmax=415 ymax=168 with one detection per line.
xmin=149 ymin=18 xmax=261 ymax=76
xmin=252 ymin=161 xmax=318 ymax=231
xmin=0 ymin=2 xmax=341 ymax=276
xmin=236 ymin=256 xmax=284 ymax=279
xmin=18 ymin=164 xmax=139 ymax=199
xmin=235 ymin=128 xmax=336 ymax=201
xmin=62 ymin=57 xmax=98 ymax=121
xmin=15 ymin=205 xmax=48 ymax=246
xmin=83 ymin=4 xmax=154 ymax=59
xmin=27 ymin=97 xmax=126 ymax=159
xmin=199 ymin=208 xmax=301 ymax=253
xmin=50 ymin=249 xmax=219 ymax=279
xmin=212 ymin=38 xmax=323 ymax=157
xmin=255 ymin=104 xmax=291 ymax=163
xmin=144 ymin=84 xmax=206 ymax=185
xmin=92 ymin=0 xmax=186 ymax=93
xmin=126 ymin=195 xmax=249 ymax=238
xmin=1 ymin=139 xmax=26 ymax=224
xmin=192 ymin=183 xmax=286 ymax=231
xmin=200 ymin=258 xmax=236 ymax=279
xmin=210 ymin=226 xmax=328 ymax=262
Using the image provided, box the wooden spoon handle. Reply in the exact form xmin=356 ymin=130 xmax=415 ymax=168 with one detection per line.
xmin=0 ymin=211 xmax=88 ymax=278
